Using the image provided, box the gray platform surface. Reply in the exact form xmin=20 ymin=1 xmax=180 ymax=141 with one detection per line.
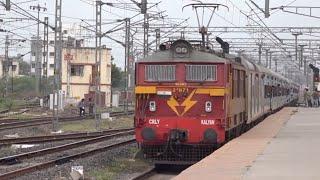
xmin=244 ymin=108 xmax=320 ymax=180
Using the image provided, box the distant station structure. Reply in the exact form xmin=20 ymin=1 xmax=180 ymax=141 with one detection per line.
xmin=61 ymin=45 xmax=112 ymax=107
xmin=0 ymin=55 xmax=21 ymax=78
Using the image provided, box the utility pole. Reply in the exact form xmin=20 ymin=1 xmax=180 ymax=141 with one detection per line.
xmin=53 ymin=0 xmax=62 ymax=132
xmin=269 ymin=51 xmax=272 ymax=69
xmin=292 ymin=32 xmax=302 ymax=63
xmin=304 ymin=56 xmax=308 ymax=76
xmin=265 ymin=49 xmax=269 ymax=68
xmin=142 ymin=0 xmax=148 ymax=57
xmin=155 ymin=28 xmax=160 ymax=51
xmin=124 ymin=18 xmax=130 ymax=113
xmin=30 ymin=4 xmax=47 ymax=95
xmin=299 ymin=44 xmax=307 ymax=70
xmin=275 ymin=58 xmax=278 ymax=72
xmin=95 ymin=0 xmax=102 ymax=131
xmin=258 ymin=43 xmax=262 ymax=65
xmin=4 ymin=35 xmax=9 ymax=97
xmin=43 ymin=17 xmax=49 ymax=95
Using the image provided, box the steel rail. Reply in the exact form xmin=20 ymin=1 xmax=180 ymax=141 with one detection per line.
xmin=0 ymin=128 xmax=134 ymax=145
xmin=0 ymin=111 xmax=134 ymax=130
xmin=131 ymin=166 xmax=157 ymax=180
xmin=0 ymin=130 xmax=134 ymax=165
xmin=0 ymin=138 xmax=136 ymax=180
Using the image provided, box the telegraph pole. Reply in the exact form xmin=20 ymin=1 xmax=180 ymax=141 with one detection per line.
xmin=30 ymin=4 xmax=47 ymax=95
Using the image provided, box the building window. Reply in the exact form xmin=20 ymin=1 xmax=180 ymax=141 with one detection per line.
xmin=49 ymin=52 xmax=55 ymax=57
xmin=49 ymin=40 xmax=54 ymax=45
xmin=31 ymin=63 xmax=35 ymax=68
xmin=145 ymin=65 xmax=176 ymax=82
xmin=32 ymin=52 xmax=36 ymax=56
xmin=50 ymin=64 xmax=55 ymax=68
xmin=71 ymin=65 xmax=84 ymax=76
xmin=12 ymin=65 xmax=17 ymax=72
xmin=186 ymin=65 xmax=217 ymax=81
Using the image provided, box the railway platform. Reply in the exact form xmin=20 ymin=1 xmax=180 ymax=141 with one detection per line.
xmin=175 ymin=107 xmax=320 ymax=180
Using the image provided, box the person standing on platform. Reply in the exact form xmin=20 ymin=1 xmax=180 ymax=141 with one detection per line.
xmin=304 ymin=88 xmax=312 ymax=107
xmin=78 ymin=99 xmax=86 ymax=116
xmin=313 ymin=88 xmax=319 ymax=107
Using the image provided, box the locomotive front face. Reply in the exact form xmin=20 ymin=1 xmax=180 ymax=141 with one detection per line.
xmin=134 ymin=40 xmax=229 ymax=163
xmin=135 ymin=62 xmax=227 ymax=145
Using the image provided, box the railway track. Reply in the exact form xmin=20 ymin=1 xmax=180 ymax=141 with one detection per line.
xmin=0 ymin=110 xmax=134 ymax=130
xmin=0 ymin=109 xmax=10 ymax=114
xmin=0 ymin=130 xmax=134 ymax=165
xmin=0 ymin=128 xmax=133 ymax=145
xmin=131 ymin=167 xmax=157 ymax=180
xmin=132 ymin=165 xmax=189 ymax=180
xmin=0 ymin=138 xmax=135 ymax=180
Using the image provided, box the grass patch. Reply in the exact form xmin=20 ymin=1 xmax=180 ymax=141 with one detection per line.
xmin=61 ymin=116 xmax=133 ymax=132
xmin=89 ymin=147 xmax=151 ymax=180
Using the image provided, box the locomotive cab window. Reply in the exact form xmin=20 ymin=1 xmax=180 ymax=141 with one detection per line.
xmin=186 ymin=65 xmax=217 ymax=81
xmin=145 ymin=65 xmax=176 ymax=82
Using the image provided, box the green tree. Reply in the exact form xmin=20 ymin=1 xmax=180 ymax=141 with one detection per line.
xmin=19 ymin=60 xmax=31 ymax=75
xmin=111 ymin=63 xmax=124 ymax=88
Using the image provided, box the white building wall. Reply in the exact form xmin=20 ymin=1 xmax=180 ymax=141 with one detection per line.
xmin=60 ymin=47 xmax=112 ymax=106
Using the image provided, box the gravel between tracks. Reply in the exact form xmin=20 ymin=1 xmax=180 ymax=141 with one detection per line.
xmin=7 ymin=135 xmax=151 ymax=180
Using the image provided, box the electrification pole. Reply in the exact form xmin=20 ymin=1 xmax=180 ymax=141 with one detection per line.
xmin=4 ymin=35 xmax=9 ymax=97
xmin=269 ymin=51 xmax=272 ymax=69
xmin=292 ymin=32 xmax=302 ymax=63
xmin=95 ymin=0 xmax=102 ymax=131
xmin=299 ymin=44 xmax=307 ymax=71
xmin=30 ymin=4 xmax=47 ymax=95
xmin=155 ymin=28 xmax=160 ymax=51
xmin=258 ymin=43 xmax=262 ymax=65
xmin=53 ymin=0 xmax=62 ymax=132
xmin=142 ymin=0 xmax=148 ymax=57
xmin=43 ymin=17 xmax=49 ymax=95
xmin=265 ymin=49 xmax=269 ymax=68
xmin=124 ymin=18 xmax=130 ymax=113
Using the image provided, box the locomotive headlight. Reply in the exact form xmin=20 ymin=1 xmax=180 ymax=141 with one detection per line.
xmin=175 ymin=46 xmax=188 ymax=54
xmin=175 ymin=47 xmax=182 ymax=53
xmin=205 ymin=101 xmax=212 ymax=112
xmin=149 ymin=101 xmax=156 ymax=112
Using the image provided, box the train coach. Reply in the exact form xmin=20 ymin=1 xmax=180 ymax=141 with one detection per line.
xmin=134 ymin=39 xmax=299 ymax=165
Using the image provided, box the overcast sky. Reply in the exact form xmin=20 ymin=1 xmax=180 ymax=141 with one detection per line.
xmin=1 ymin=0 xmax=320 ymax=69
